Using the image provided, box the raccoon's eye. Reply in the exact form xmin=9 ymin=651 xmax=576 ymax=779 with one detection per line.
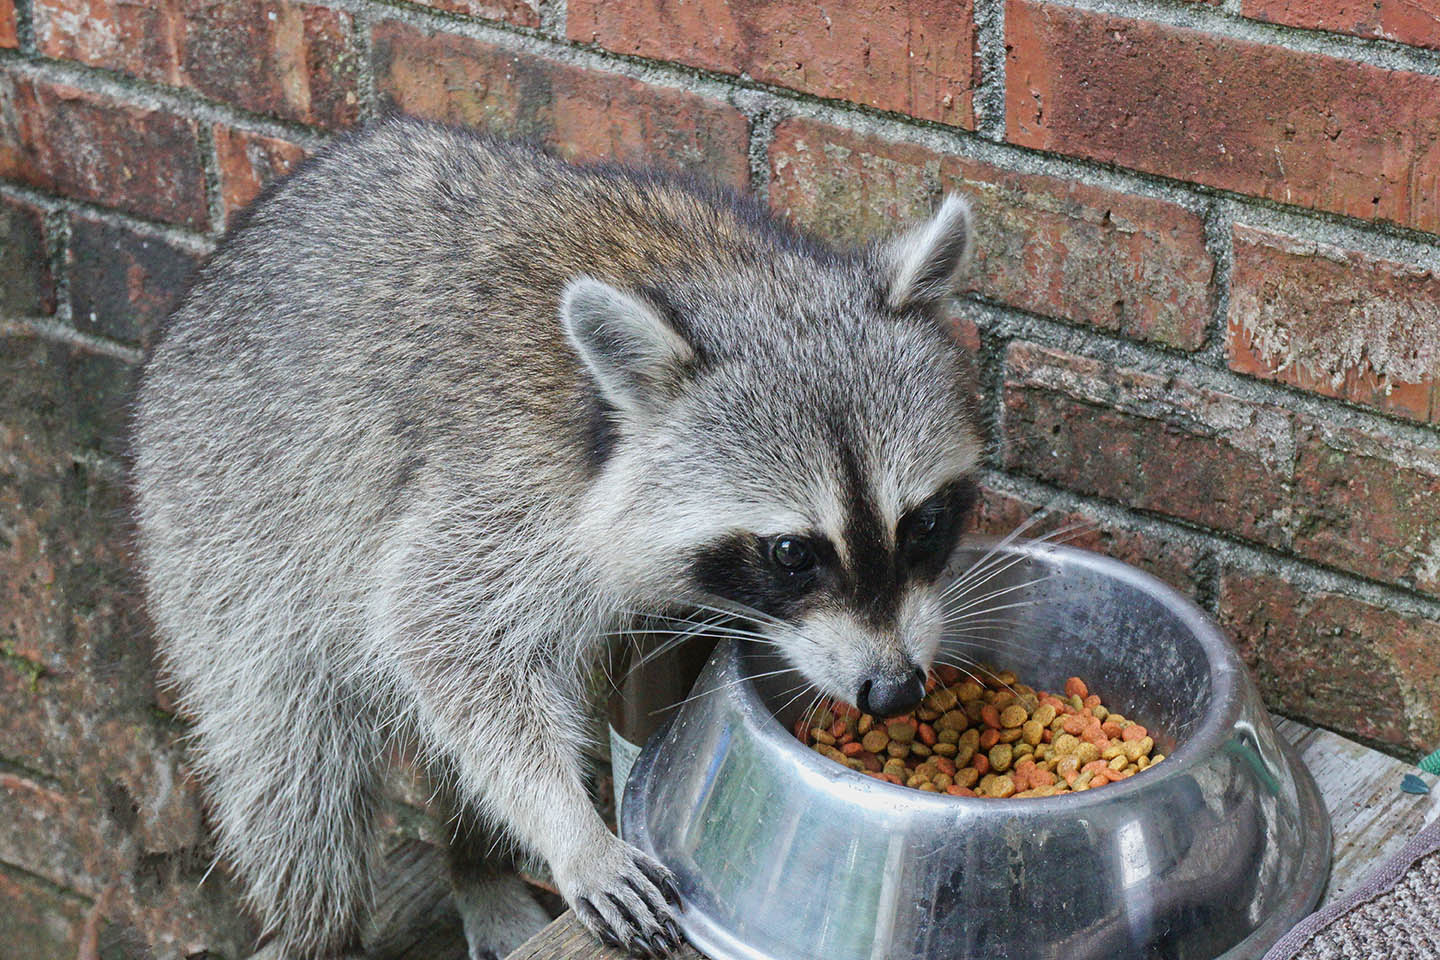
xmin=769 ymin=536 xmax=816 ymax=572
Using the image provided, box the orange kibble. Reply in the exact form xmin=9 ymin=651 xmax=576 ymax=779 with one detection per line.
xmin=1032 ymin=767 xmax=1057 ymax=787
xmin=925 ymin=673 xmax=939 ymax=692
xmin=1102 ymin=721 xmax=1124 ymax=739
xmin=935 ymin=756 xmax=956 ymax=776
xmin=981 ymin=704 xmax=1002 ymax=730
xmin=935 ymin=664 xmax=962 ymax=684
xmin=1082 ymin=759 xmax=1111 ymax=778
xmin=841 ymin=741 xmax=863 ymax=757
xmin=1042 ymin=728 xmax=1053 ymax=743
xmin=882 ymin=773 xmax=904 ymax=785
xmin=946 ymin=785 xmax=977 ymax=797
xmin=917 ymin=722 xmax=937 ymax=746
xmin=830 ymin=719 xmax=847 ymax=739
xmin=1122 ymin=724 xmax=1149 ymax=743
xmin=1083 ymin=694 xmax=1101 ymax=710
xmin=1062 ymin=715 xmax=1087 ymax=735
xmin=1064 ymin=677 xmax=1088 ymax=699
xmin=972 ymin=754 xmax=991 ymax=775
xmin=979 ymin=728 xmax=1001 ymax=750
xmin=860 ymin=752 xmax=884 ymax=772
xmin=794 ymin=718 xmax=810 ymax=742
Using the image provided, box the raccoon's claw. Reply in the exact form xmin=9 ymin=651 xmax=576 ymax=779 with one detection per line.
xmin=560 ymin=835 xmax=685 ymax=957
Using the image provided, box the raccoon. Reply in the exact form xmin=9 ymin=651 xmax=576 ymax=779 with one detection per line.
xmin=131 ymin=116 xmax=982 ymax=959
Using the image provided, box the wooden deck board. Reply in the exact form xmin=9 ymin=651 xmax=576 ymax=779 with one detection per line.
xmin=243 ymin=715 xmax=1436 ymax=959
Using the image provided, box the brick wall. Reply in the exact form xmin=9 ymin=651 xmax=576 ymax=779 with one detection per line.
xmin=3 ymin=0 xmax=1439 ymax=955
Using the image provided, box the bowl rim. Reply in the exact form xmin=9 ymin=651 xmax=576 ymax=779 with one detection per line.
xmin=732 ymin=539 xmax=1245 ymax=811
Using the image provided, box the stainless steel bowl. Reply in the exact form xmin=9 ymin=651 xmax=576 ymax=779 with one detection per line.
xmin=621 ymin=542 xmax=1330 ymax=960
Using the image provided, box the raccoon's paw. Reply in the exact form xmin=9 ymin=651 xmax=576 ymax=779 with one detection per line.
xmin=556 ymin=834 xmax=683 ymax=958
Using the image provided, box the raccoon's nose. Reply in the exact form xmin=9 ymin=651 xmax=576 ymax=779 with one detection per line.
xmin=857 ymin=666 xmax=926 ymax=718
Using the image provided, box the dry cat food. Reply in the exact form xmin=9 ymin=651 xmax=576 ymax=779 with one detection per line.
xmin=793 ymin=665 xmax=1164 ymax=798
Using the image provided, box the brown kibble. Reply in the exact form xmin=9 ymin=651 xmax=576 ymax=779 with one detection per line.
xmin=1022 ymin=720 xmax=1044 ymax=745
xmin=986 ymin=775 xmax=1017 ymax=798
xmin=887 ymin=720 xmax=917 ymax=743
xmin=1000 ymin=704 xmax=1029 ymax=728
xmin=793 ymin=669 xmax=1167 ymax=800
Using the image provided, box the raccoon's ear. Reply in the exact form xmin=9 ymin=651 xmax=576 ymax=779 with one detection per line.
xmin=561 ymin=276 xmax=695 ymax=416
xmin=880 ymin=193 xmax=973 ymax=312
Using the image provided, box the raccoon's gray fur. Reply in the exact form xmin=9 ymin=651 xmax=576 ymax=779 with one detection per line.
xmin=131 ymin=115 xmax=982 ymax=959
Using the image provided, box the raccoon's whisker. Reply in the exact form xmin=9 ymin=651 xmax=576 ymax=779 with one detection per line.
xmin=772 ymin=680 xmax=820 ymax=721
xmin=655 ymin=665 xmax=800 ymax=714
xmin=941 ymin=597 xmax=1050 ymax=625
xmin=683 ymin=597 xmax=790 ymax=630
xmin=942 ymin=516 xmax=1095 ymax=602
xmin=940 ymin=631 xmax=1042 ymax=651
xmin=942 ymin=575 xmax=1055 ymax=620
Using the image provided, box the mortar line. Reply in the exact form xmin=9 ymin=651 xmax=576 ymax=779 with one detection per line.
xmin=2 ymin=313 xmax=146 ymax=363
xmin=967 ymin=297 xmax=1440 ymax=446
xmin=1197 ymin=198 xmax=1236 ymax=366
xmin=13 ymin=0 xmax=35 ymax=55
xmin=1029 ymin=0 xmax=1440 ymax=76
xmin=0 ymin=181 xmax=215 ymax=255
xmin=973 ymin=0 xmax=1007 ymax=142
xmin=978 ymin=468 xmax=1440 ymax=624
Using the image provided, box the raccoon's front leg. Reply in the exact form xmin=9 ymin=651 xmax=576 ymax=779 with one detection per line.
xmin=409 ymin=660 xmax=683 ymax=957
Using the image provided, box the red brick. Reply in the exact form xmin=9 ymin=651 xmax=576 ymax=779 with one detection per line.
xmin=33 ymin=0 xmax=361 ymax=129
xmin=213 ymin=125 xmax=310 ymax=224
xmin=1006 ymin=0 xmax=1440 ymax=235
xmin=971 ymin=485 xmax=1206 ymax=598
xmin=1244 ymin=0 xmax=1440 ymax=52
xmin=409 ymin=0 xmax=540 ymax=27
xmin=374 ymin=22 xmax=751 ymax=189
xmin=0 ymin=76 xmax=208 ymax=228
xmin=1292 ymin=417 xmax=1440 ymax=596
xmin=0 ymin=196 xmax=56 ymax=317
xmin=1227 ymin=225 xmax=1438 ymax=422
xmin=568 ymin=0 xmax=976 ymax=128
xmin=768 ymin=118 xmax=1215 ymax=349
xmin=68 ymin=215 xmax=205 ymax=349
xmin=0 ymin=0 xmax=16 ymax=48
xmin=1001 ymin=341 xmax=1295 ymax=547
xmin=1217 ymin=568 xmax=1440 ymax=752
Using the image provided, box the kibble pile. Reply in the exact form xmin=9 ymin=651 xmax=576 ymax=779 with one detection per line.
xmin=794 ymin=665 xmax=1163 ymax=798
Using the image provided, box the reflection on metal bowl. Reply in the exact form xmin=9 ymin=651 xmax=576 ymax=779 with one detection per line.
xmin=622 ymin=542 xmax=1330 ymax=960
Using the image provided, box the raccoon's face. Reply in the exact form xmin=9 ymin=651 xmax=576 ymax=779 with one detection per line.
xmin=567 ymin=195 xmax=982 ymax=717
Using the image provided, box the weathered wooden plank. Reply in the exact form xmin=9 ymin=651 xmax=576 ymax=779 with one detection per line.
xmin=1291 ymin=725 xmax=1438 ymax=903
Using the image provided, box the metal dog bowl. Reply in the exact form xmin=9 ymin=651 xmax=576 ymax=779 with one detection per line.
xmin=621 ymin=542 xmax=1331 ymax=960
